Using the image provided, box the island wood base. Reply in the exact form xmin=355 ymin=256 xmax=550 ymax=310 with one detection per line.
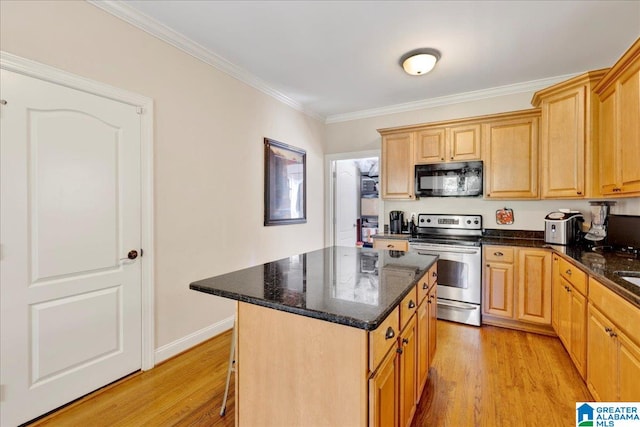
xmin=236 ymin=301 xmax=369 ymax=427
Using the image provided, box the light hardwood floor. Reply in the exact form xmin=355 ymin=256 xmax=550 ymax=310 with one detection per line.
xmin=29 ymin=321 xmax=591 ymax=426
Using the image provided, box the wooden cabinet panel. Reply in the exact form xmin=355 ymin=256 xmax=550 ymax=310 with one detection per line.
xmin=594 ymin=37 xmax=640 ymax=197
xmin=373 ymin=238 xmax=409 ymax=252
xmin=517 ymin=249 xmax=551 ymax=325
xmin=484 ymin=246 xmax=515 ymax=263
xmin=447 ymin=124 xmax=481 ymax=161
xmin=483 ymin=113 xmax=539 ymax=199
xmin=428 ymin=285 xmax=437 ymax=364
xmin=618 ymin=332 xmax=640 ymax=401
xmin=532 ymin=70 xmax=607 ymax=199
xmin=598 ymin=93 xmax=617 ymax=194
xmin=557 ymin=276 xmax=572 ymax=349
xmin=483 ymin=262 xmax=514 ymax=318
xmin=587 ymin=304 xmax=617 ymax=401
xmin=415 ymin=128 xmax=446 ymax=163
xmin=400 ymin=287 xmax=418 ymax=330
xmin=559 ymin=257 xmax=587 ymax=296
xmin=369 ymin=348 xmax=398 ymax=427
xmin=399 ymin=315 xmax=417 ymax=427
xmin=569 ymin=288 xmax=587 ymax=377
xmin=618 ymin=63 xmax=640 ymax=194
xmin=551 ymin=254 xmax=561 ymax=333
xmin=370 ymin=308 xmax=399 ymax=371
xmin=416 ymin=299 xmax=429 ymax=400
xmin=381 ymin=133 xmax=414 ymax=199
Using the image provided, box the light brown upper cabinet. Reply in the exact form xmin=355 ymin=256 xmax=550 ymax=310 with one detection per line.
xmin=482 ymin=110 xmax=540 ymax=199
xmin=414 ymin=124 xmax=481 ymax=164
xmin=594 ymin=37 xmax=640 ymax=197
xmin=531 ymin=70 xmax=608 ymax=199
xmin=381 ymin=132 xmax=415 ymax=200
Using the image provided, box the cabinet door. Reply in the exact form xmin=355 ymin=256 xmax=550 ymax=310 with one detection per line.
xmin=598 ymin=92 xmax=617 ymax=195
xmin=483 ymin=116 xmax=539 ymax=199
xmin=618 ymin=332 xmax=640 ymax=401
xmin=381 ymin=133 xmax=414 ymax=199
xmin=617 ymin=63 xmax=640 ymax=194
xmin=483 ymin=262 xmax=514 ymax=318
xmin=551 ymin=255 xmax=561 ymax=333
xmin=416 ymin=300 xmax=429 ymax=401
xmin=399 ymin=315 xmax=417 ymax=427
xmin=587 ymin=305 xmax=617 ymax=401
xmin=540 ymin=87 xmax=585 ymax=198
xmin=517 ymin=249 xmax=551 ymax=324
xmin=428 ymin=285 xmax=437 ymax=363
xmin=569 ymin=288 xmax=587 ymax=378
xmin=447 ymin=124 xmax=481 ymax=161
xmin=369 ymin=348 xmax=398 ymax=427
xmin=557 ymin=277 xmax=572 ymax=349
xmin=415 ymin=128 xmax=446 ymax=164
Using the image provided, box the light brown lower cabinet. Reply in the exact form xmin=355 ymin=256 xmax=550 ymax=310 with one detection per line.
xmin=482 ymin=246 xmax=552 ymax=334
xmin=554 ymin=256 xmax=588 ymax=378
xmin=369 ymin=263 xmax=437 ymax=427
xmin=587 ymin=278 xmax=640 ymax=401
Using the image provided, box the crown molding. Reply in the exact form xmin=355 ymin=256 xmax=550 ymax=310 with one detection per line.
xmin=325 ymin=73 xmax=580 ymax=124
xmin=87 ymin=0 xmax=324 ymax=122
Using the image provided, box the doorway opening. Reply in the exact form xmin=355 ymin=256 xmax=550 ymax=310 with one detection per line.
xmin=330 ymin=155 xmax=380 ymax=247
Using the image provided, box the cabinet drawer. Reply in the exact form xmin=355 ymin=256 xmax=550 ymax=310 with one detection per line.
xmin=589 ymin=278 xmax=640 ymax=345
xmin=370 ymin=308 xmax=399 ymax=371
xmin=400 ymin=287 xmax=418 ymax=331
xmin=484 ymin=246 xmax=515 ymax=263
xmin=374 ymin=238 xmax=409 ymax=251
xmin=417 ymin=265 xmax=437 ymax=303
xmin=559 ymin=257 xmax=587 ymax=295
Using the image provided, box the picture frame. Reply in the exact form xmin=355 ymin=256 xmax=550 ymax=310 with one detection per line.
xmin=264 ymin=138 xmax=307 ymax=226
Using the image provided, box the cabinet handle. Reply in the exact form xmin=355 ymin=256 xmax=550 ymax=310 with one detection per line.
xmin=432 ymin=271 xmax=437 ymax=278
xmin=494 ymin=252 xmax=504 ymax=257
xmin=577 ymin=191 xmax=582 ymax=195
xmin=427 ymin=297 xmax=432 ymax=304
xmin=440 ymin=157 xmax=444 ymax=161
xmin=408 ymin=300 xmax=416 ymax=309
xmin=402 ymin=338 xmax=409 ymax=345
xmin=610 ymin=331 xmax=618 ymax=338
xmin=387 ymin=244 xmax=394 ymax=248
xmin=423 ymin=282 xmax=428 ymax=290
xmin=486 ymin=264 xmax=490 ymax=267
xmin=397 ymin=347 xmax=403 ymax=354
xmin=385 ymin=327 xmax=395 ymax=340
xmin=565 ymin=269 xmax=572 ymax=276
xmin=604 ymin=327 xmax=612 ymax=333
xmin=450 ymin=156 xmax=454 ymax=160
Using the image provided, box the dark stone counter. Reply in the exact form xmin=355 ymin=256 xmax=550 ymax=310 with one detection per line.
xmin=190 ymin=246 xmax=438 ymax=330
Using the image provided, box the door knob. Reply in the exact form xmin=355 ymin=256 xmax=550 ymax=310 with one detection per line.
xmin=121 ymin=250 xmax=139 ymax=261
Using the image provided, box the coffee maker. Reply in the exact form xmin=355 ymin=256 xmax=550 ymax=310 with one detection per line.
xmin=389 ymin=211 xmax=404 ymax=234
xmin=585 ymin=201 xmax=616 ymax=242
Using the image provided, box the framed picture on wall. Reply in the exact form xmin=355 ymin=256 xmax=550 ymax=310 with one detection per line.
xmin=264 ymin=138 xmax=307 ymax=226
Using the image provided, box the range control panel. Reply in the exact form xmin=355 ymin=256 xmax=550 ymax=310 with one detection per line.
xmin=417 ymin=214 xmax=482 ymax=230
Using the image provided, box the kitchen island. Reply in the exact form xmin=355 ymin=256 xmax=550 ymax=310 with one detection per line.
xmin=190 ymin=246 xmax=438 ymax=427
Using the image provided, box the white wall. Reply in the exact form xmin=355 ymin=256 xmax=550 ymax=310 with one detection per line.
xmin=326 ymin=89 xmax=640 ymax=231
xmin=0 ymin=1 xmax=326 ymax=358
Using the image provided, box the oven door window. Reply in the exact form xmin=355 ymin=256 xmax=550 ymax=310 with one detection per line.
xmin=438 ymin=259 xmax=468 ymax=289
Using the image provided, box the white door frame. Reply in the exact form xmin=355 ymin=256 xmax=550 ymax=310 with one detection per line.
xmin=324 ymin=150 xmax=381 ymax=247
xmin=1 ymin=52 xmax=156 ymax=370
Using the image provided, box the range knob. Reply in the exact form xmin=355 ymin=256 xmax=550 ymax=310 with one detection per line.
xmin=466 ymin=220 xmax=471 ymax=224
xmin=420 ymin=218 xmax=425 ymax=223
xmin=474 ymin=220 xmax=479 ymax=224
xmin=426 ymin=219 xmax=431 ymax=223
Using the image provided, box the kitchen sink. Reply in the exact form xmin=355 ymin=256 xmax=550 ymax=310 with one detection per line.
xmin=614 ymin=271 xmax=640 ymax=287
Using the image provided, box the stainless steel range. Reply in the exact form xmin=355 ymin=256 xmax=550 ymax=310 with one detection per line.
xmin=409 ymin=214 xmax=482 ymax=326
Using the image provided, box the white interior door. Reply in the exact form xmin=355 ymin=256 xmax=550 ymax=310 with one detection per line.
xmin=335 ymin=160 xmax=359 ymax=246
xmin=0 ymin=69 xmax=142 ymax=426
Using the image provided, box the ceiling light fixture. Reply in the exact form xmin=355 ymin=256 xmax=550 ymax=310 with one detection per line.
xmin=400 ymin=49 xmax=441 ymax=76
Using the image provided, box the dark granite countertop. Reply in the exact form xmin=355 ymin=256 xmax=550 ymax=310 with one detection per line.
xmin=190 ymin=246 xmax=438 ymax=331
xmin=373 ymin=227 xmax=640 ymax=307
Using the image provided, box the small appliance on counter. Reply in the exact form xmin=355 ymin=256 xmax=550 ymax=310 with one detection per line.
xmin=584 ymin=201 xmax=616 ymax=241
xmin=591 ymin=214 xmax=640 ymax=258
xmin=389 ymin=210 xmax=404 ymax=234
xmin=544 ymin=211 xmax=584 ymax=245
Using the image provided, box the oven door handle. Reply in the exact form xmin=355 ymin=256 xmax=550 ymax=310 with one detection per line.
xmin=415 ymin=248 xmax=479 ymax=255
xmin=437 ymin=300 xmax=478 ymax=311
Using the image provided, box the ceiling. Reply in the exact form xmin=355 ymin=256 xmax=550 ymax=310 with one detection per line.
xmin=103 ymin=1 xmax=639 ymax=122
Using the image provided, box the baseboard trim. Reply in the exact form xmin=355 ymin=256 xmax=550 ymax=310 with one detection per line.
xmin=154 ymin=316 xmax=234 ymax=364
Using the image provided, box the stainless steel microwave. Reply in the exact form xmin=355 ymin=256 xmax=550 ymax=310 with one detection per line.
xmin=415 ymin=161 xmax=483 ymax=197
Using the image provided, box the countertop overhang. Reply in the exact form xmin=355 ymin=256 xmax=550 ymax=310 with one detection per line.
xmin=190 ymin=246 xmax=438 ymax=330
